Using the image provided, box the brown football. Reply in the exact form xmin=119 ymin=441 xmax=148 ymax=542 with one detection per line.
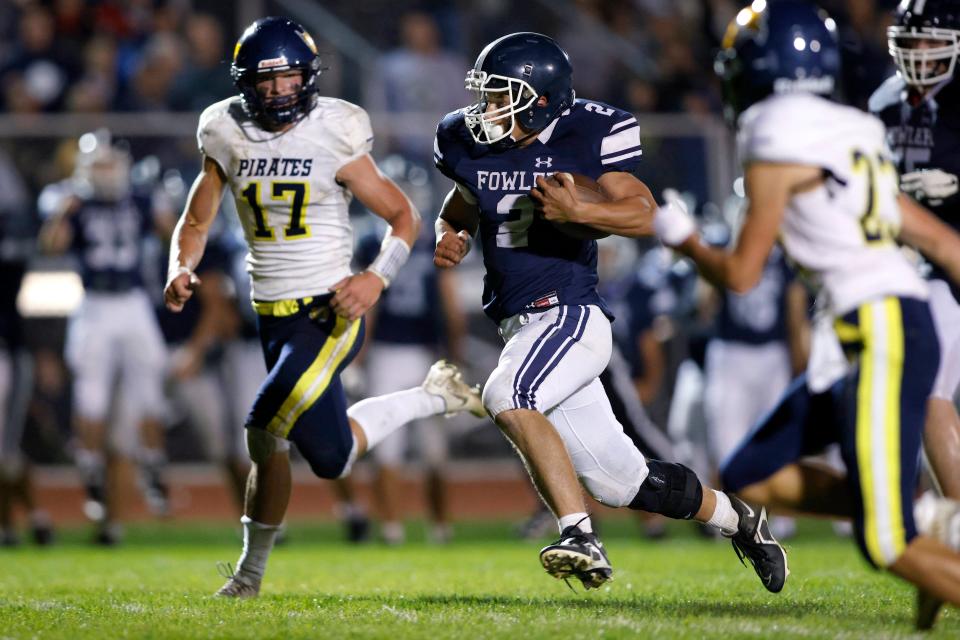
xmin=540 ymin=173 xmax=611 ymax=240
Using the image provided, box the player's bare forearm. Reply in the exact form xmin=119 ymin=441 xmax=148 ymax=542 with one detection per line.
xmin=898 ymin=193 xmax=960 ymax=287
xmin=337 ymin=154 xmax=421 ymax=247
xmin=572 ymin=195 xmax=655 ymax=237
xmin=435 ymin=187 xmax=479 ymax=269
xmin=438 ymin=186 xmax=480 ymax=236
xmin=575 ymin=170 xmax=656 ymax=237
xmin=169 ymin=157 xmax=225 ymax=276
xmin=679 ymin=162 xmax=793 ymax=293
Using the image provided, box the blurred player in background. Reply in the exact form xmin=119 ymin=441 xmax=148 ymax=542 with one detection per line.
xmin=434 ymin=31 xmax=787 ymax=591
xmin=661 ymin=0 xmax=960 ymax=628
xmin=702 ymin=239 xmax=808 ymax=538
xmin=354 ymin=159 xmax=469 ymax=545
xmin=164 ymin=17 xmax=483 ymax=598
xmin=869 ymin=0 xmax=960 ymax=501
xmin=0 ymin=149 xmax=52 ymax=546
xmin=39 ymin=130 xmax=170 ymax=545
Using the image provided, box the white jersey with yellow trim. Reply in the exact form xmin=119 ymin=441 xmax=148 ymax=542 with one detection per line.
xmin=197 ymin=96 xmax=373 ymax=301
xmin=738 ymin=93 xmax=927 ymax=314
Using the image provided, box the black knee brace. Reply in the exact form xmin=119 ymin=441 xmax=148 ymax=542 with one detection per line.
xmin=628 ymin=460 xmax=703 ymax=520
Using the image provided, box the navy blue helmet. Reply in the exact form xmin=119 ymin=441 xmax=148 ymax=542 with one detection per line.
xmin=888 ymin=0 xmax=960 ymax=88
xmin=230 ymin=17 xmax=322 ymax=127
xmin=463 ymin=32 xmax=575 ymax=145
xmin=714 ymin=0 xmax=841 ymax=122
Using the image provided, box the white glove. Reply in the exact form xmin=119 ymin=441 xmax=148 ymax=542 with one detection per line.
xmin=901 ymin=169 xmax=959 ymax=203
xmin=654 ymin=189 xmax=696 ymax=246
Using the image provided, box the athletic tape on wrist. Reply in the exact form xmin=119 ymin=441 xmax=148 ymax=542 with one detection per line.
xmin=368 ymin=235 xmax=411 ymax=288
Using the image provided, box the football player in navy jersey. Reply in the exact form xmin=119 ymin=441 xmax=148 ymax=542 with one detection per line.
xmin=869 ymin=0 xmax=960 ymax=503
xmin=433 ymin=32 xmax=787 ymax=591
xmin=40 ymin=131 xmax=170 ymax=545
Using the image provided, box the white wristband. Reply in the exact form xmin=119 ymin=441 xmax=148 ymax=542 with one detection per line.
xmin=368 ymin=235 xmax=411 ymax=288
xmin=654 ymin=195 xmax=696 ymax=246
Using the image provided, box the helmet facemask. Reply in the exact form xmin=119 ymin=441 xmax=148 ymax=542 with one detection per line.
xmin=888 ymin=25 xmax=960 ymax=87
xmin=236 ymin=65 xmax=319 ymax=128
xmin=463 ymin=69 xmax=539 ymax=145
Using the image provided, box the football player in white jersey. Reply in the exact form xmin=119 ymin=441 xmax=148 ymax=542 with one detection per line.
xmin=656 ymin=1 xmax=960 ymax=628
xmin=163 ymin=17 xmax=483 ymax=598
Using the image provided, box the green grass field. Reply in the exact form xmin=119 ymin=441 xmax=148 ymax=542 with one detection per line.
xmin=1 ymin=519 xmax=955 ymax=639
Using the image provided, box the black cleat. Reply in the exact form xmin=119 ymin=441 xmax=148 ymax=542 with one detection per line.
xmin=539 ymin=525 xmax=612 ymax=590
xmin=728 ymin=495 xmax=789 ymax=593
xmin=917 ymin=588 xmax=943 ymax=631
xmin=31 ymin=522 xmax=54 ymax=546
xmin=345 ymin=513 xmax=371 ymax=544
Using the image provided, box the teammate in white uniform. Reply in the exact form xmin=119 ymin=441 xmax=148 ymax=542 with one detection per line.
xmin=163 ymin=17 xmax=483 ymax=598
xmin=657 ymin=1 xmax=960 ymax=628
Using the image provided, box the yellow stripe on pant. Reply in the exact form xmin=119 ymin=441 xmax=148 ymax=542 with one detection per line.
xmin=856 ymin=297 xmax=906 ymax=567
xmin=266 ymin=316 xmax=361 ymax=438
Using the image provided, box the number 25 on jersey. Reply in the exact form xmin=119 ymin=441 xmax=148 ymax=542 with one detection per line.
xmin=240 ymin=181 xmax=311 ymax=241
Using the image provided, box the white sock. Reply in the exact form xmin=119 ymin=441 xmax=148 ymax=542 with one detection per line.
xmin=558 ymin=512 xmax=592 ymax=533
xmin=75 ymin=449 xmax=104 ymax=486
xmin=706 ymin=490 xmax=740 ymax=537
xmin=139 ymin=447 xmax=167 ymax=468
xmin=348 ymin=388 xmax=445 ymax=451
xmin=236 ymin=516 xmax=280 ymax=582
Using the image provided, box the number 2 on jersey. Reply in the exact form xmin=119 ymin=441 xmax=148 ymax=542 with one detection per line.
xmin=495 ymin=194 xmax=535 ymax=248
xmin=851 ymin=149 xmax=898 ymax=246
xmin=241 ymin=181 xmax=311 ymax=241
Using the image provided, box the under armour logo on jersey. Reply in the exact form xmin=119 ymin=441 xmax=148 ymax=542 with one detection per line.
xmin=535 ymin=157 xmax=553 ymax=168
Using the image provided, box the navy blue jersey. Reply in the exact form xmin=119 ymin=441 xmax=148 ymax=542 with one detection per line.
xmin=869 ymin=75 xmax=960 ymax=296
xmin=715 ymin=249 xmax=792 ymax=345
xmin=434 ymin=99 xmax=643 ymax=323
xmin=356 ymin=231 xmax=442 ymax=346
xmin=600 ymin=269 xmax=675 ymax=378
xmin=69 ymin=194 xmax=153 ymax=292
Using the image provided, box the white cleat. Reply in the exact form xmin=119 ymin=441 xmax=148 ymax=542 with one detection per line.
xmin=214 ymin=564 xmax=261 ymax=598
xmin=422 ymin=360 xmax=486 ymax=418
xmin=913 ymin=492 xmax=960 ymax=630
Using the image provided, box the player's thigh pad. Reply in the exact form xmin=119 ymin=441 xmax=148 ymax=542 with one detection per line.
xmin=546 ymin=377 xmax=648 ymax=507
xmin=484 ymin=305 xmax=611 ymax=417
xmin=705 ymin=340 xmax=792 ymax=467
xmin=65 ymin=300 xmax=119 ymax=421
xmin=928 ymin=280 xmax=960 ymax=400
xmin=838 ymin=297 xmax=938 ymax=568
xmin=118 ymin=291 xmax=168 ymax=419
